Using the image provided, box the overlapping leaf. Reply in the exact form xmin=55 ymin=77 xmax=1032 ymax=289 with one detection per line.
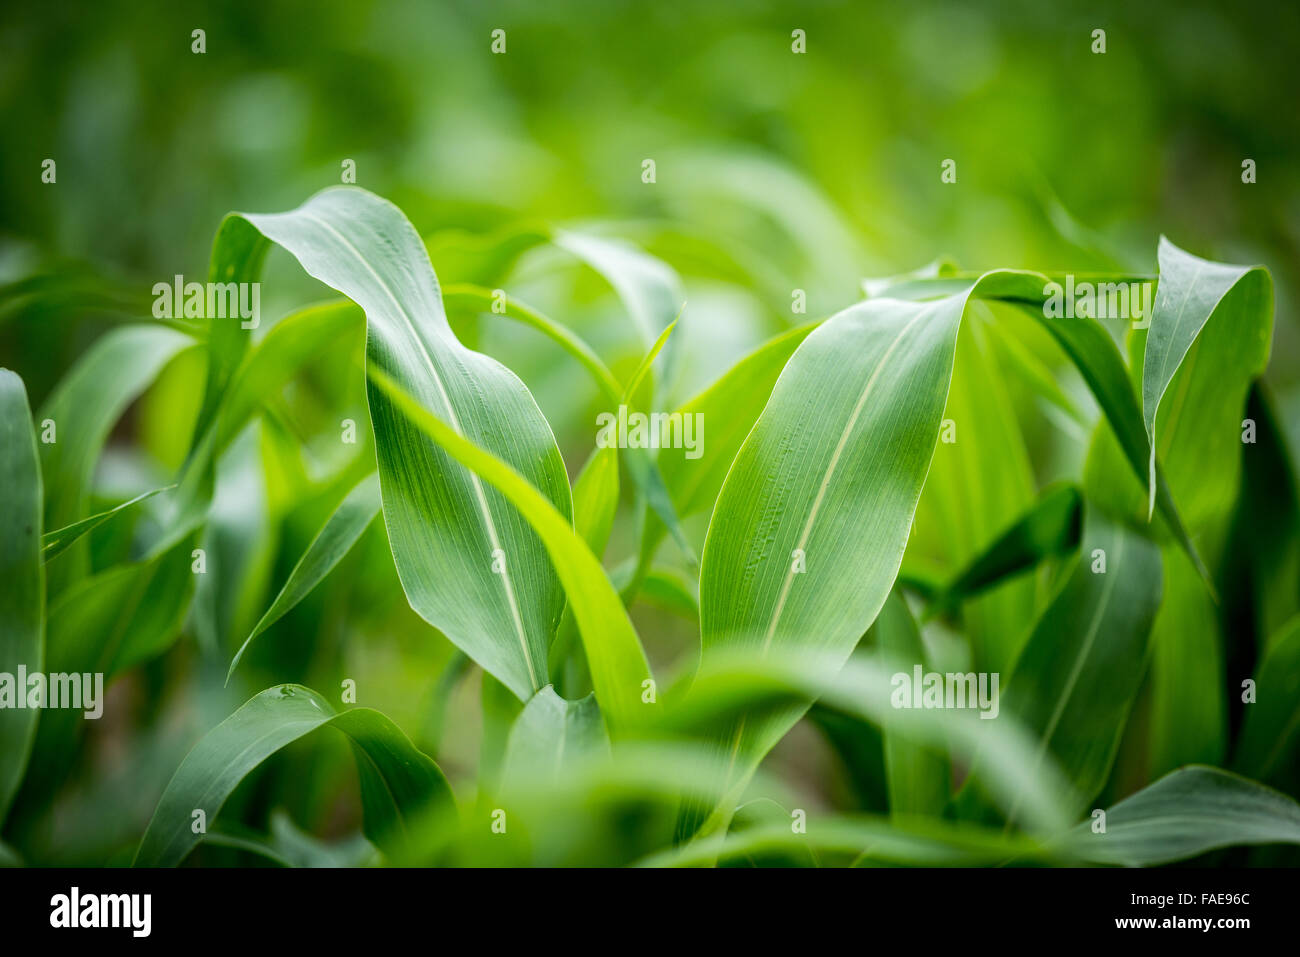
xmin=234 ymin=187 xmax=573 ymax=702
xmin=135 ymin=684 xmax=453 ymax=866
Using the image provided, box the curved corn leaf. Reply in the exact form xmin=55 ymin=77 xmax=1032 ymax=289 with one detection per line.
xmin=234 ymin=187 xmax=573 ymax=701
xmin=553 ymin=229 xmax=684 ymax=346
xmin=41 ymin=485 xmax=173 ymax=562
xmin=1062 ymin=766 xmax=1300 ymax=866
xmin=1142 ymin=238 xmax=1272 ymax=517
xmin=135 ymin=684 xmax=453 ymax=866
xmin=370 ymin=365 xmax=653 ymax=734
xmin=882 ymin=268 xmax=1204 ymax=583
xmin=0 ymin=370 xmax=43 ymax=824
xmin=442 ymin=284 xmax=622 ymax=405
xmin=227 ymin=472 xmax=381 ymax=681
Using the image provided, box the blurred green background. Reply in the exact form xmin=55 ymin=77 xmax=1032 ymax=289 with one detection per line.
xmin=2 ymin=0 xmax=1298 ymax=864
xmin=5 ymin=0 xmax=1299 ymax=386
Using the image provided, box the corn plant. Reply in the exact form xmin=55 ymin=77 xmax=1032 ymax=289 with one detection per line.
xmin=1 ymin=185 xmax=1298 ymax=868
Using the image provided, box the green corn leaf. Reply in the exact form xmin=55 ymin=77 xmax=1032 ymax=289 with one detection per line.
xmin=907 ymin=312 xmax=1038 ymax=672
xmin=1142 ymin=238 xmax=1272 ymax=518
xmin=14 ymin=537 xmax=196 ymax=807
xmin=571 ymin=446 xmax=619 ymax=557
xmin=41 ymin=485 xmax=173 ymax=561
xmin=640 ymin=566 xmax=699 ymax=622
xmin=369 ymin=365 xmax=653 ymax=735
xmin=665 ymin=648 xmax=1074 ymax=835
xmin=874 ymin=592 xmax=950 ymax=819
xmin=234 ymin=187 xmax=573 ymax=702
xmin=502 ymin=686 xmax=608 ymax=788
xmin=192 ymin=214 xmax=271 ymax=448
xmin=217 ymin=299 xmax=363 ymax=453
xmin=37 ymin=325 xmax=197 ymax=593
xmin=134 ymin=684 xmax=453 ymax=867
xmin=965 ymin=507 xmax=1163 ymax=823
xmin=641 ymin=814 xmax=1046 ymax=868
xmin=925 ymin=483 xmax=1082 ymax=619
xmin=885 ymin=267 xmax=1205 ymax=584
xmin=1226 ymin=385 xmax=1300 ymax=649
xmin=442 ymin=284 xmax=622 ymax=406
xmin=0 ymin=370 xmax=44 ymax=825
xmin=1234 ymin=615 xmax=1300 ymax=789
xmin=658 ymin=321 xmax=817 ymax=520
xmin=687 ymin=272 xmax=1047 ymax=835
xmin=553 ymin=229 xmax=684 ymax=346
xmin=1147 ymin=544 xmax=1226 ymax=778
xmin=1061 ymin=766 xmax=1300 ymax=866
xmin=227 ymin=472 xmax=381 ymax=681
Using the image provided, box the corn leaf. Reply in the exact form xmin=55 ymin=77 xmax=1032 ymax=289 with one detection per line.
xmin=235 ymin=187 xmax=573 ymax=702
xmin=1234 ymin=615 xmax=1300 ymax=789
xmin=689 ymin=272 xmax=1047 ymax=834
xmin=40 ymin=485 xmax=173 ymax=561
xmin=874 ymin=592 xmax=950 ymax=818
xmin=38 ymin=326 xmax=197 ymax=593
xmin=1142 ymin=238 xmax=1272 ymax=518
xmin=1063 ymin=766 xmax=1300 ymax=866
xmin=966 ymin=507 xmax=1163 ymax=822
xmin=227 ymin=472 xmax=381 ymax=680
xmin=134 ymin=684 xmax=453 ymax=866
xmin=925 ymin=483 xmax=1081 ymax=619
xmin=0 ymin=370 xmax=43 ymax=824
xmin=502 ymin=686 xmax=608 ymax=788
xmin=369 ymin=365 xmax=653 ymax=734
